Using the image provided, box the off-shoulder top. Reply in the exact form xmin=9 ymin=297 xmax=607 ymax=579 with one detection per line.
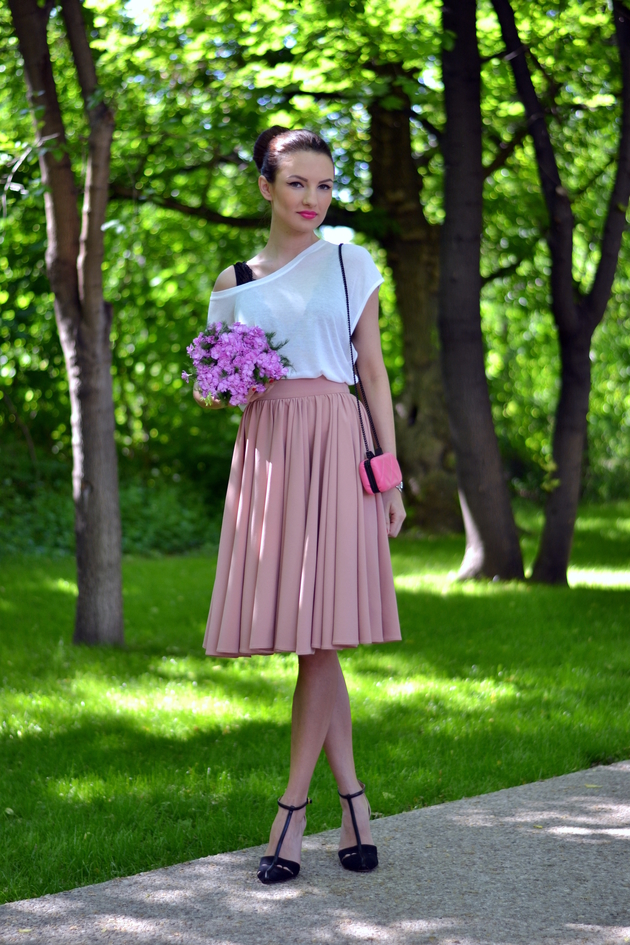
xmin=206 ymin=240 xmax=383 ymax=385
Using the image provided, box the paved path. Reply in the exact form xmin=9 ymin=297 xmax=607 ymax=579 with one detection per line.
xmin=1 ymin=763 xmax=629 ymax=944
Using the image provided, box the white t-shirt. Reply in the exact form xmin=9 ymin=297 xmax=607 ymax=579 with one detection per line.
xmin=206 ymin=239 xmax=383 ymax=385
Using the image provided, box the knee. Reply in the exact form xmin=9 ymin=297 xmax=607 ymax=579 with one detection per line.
xmin=298 ymin=649 xmax=339 ymax=675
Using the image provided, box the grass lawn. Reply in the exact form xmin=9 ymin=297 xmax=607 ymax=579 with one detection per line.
xmin=1 ymin=500 xmax=629 ymax=904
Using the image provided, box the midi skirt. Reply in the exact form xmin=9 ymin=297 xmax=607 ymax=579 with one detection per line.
xmin=203 ymin=376 xmax=401 ymax=657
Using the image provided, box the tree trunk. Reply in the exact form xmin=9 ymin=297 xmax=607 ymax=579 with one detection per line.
xmin=72 ymin=310 xmax=123 ymax=643
xmin=493 ymin=0 xmax=630 ymax=583
xmin=531 ymin=333 xmax=591 ymax=583
xmin=9 ymin=0 xmax=124 ymax=644
xmin=439 ymin=0 xmax=524 ymax=579
xmin=369 ymin=99 xmax=461 ymax=532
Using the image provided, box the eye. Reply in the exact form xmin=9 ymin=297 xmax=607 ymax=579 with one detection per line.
xmin=318 ymin=183 xmax=332 ymax=191
xmin=288 ymin=181 xmax=304 ymax=188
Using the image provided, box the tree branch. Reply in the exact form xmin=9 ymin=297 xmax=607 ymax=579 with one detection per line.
xmin=413 ymin=145 xmax=440 ymax=169
xmin=118 ymin=151 xmax=247 ymax=199
xmin=2 ymin=145 xmax=33 ymax=217
xmin=585 ymin=1 xmax=630 ymax=326
xmin=324 ymin=203 xmax=387 ymax=235
xmin=480 ymin=258 xmax=523 ymax=286
xmin=527 ymin=47 xmax=561 ymax=115
xmin=483 ymin=123 xmax=528 ymax=177
xmin=480 ymin=47 xmax=507 ymax=63
xmin=109 ymin=183 xmax=266 ymax=228
xmin=415 ymin=116 xmax=444 ymax=145
xmin=7 ymin=0 xmax=81 ymax=313
xmin=60 ymin=0 xmax=114 ymax=327
xmin=491 ymin=0 xmax=576 ymax=332
xmin=163 ymin=153 xmax=246 ymax=175
xmin=573 ymin=155 xmax=615 ymax=201
xmin=284 ymin=86 xmax=354 ymax=102
xmin=481 ymin=23 xmax=561 ymax=63
xmin=109 ymin=182 xmax=389 ymax=238
xmin=60 ymin=0 xmax=98 ymax=109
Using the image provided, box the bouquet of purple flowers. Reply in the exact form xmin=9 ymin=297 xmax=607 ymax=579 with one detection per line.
xmin=182 ymin=322 xmax=291 ymax=407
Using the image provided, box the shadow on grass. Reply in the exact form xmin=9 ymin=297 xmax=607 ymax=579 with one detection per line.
xmin=2 ymin=508 xmax=630 ymax=902
xmin=2 ymin=681 xmax=629 ymax=904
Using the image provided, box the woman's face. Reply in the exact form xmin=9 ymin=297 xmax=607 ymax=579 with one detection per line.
xmin=259 ymin=150 xmax=335 ymax=233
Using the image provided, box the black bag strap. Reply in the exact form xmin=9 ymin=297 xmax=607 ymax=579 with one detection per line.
xmin=338 ymin=243 xmax=382 ymax=458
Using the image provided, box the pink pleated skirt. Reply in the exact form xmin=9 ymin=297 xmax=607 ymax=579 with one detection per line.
xmin=203 ymin=376 xmax=401 ymax=657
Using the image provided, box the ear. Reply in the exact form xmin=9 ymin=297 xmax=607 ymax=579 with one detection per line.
xmin=258 ymin=175 xmax=273 ymax=203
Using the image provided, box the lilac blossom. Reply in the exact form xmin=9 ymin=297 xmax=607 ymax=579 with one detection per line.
xmin=182 ymin=322 xmax=291 ymax=407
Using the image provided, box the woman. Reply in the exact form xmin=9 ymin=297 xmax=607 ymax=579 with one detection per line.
xmin=195 ymin=126 xmax=405 ymax=885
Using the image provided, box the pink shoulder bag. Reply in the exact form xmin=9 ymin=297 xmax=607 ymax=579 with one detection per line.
xmin=339 ymin=244 xmax=403 ymax=496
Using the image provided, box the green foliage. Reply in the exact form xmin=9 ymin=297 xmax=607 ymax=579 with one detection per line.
xmin=0 ymin=479 xmax=74 ymax=557
xmin=587 ymin=293 xmax=630 ymax=499
xmin=478 ymin=1 xmax=630 ymax=498
xmin=118 ymin=482 xmax=219 ymax=555
xmin=1 ymin=0 xmax=630 ymax=513
xmin=1 ymin=505 xmax=630 ymax=902
xmin=0 ymin=444 xmax=219 ymax=556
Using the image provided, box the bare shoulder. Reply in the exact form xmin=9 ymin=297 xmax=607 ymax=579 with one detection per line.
xmin=213 ymin=266 xmax=237 ymax=292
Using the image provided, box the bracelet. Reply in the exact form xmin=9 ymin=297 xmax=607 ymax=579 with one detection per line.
xmin=396 ymin=481 xmax=403 ymax=493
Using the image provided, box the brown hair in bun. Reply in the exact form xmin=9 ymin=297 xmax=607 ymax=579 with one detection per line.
xmin=253 ymin=126 xmax=333 ymax=183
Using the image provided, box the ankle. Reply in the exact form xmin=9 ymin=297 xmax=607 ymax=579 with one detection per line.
xmin=337 ymin=779 xmax=364 ymax=798
xmin=276 ymin=798 xmax=309 ymax=830
xmin=279 ymin=790 xmax=310 ymax=809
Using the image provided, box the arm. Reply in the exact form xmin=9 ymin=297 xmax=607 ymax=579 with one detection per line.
xmin=352 ymin=288 xmax=406 ymax=538
xmin=193 ymin=267 xmax=237 ymax=410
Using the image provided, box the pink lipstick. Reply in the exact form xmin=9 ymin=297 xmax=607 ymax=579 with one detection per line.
xmin=298 ymin=211 xmax=318 ymax=219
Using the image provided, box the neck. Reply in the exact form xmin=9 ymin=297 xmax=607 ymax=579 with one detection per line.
xmin=263 ymin=215 xmax=319 ymax=264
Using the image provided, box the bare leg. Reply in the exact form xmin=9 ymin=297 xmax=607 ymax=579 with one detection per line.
xmin=323 ymin=660 xmax=374 ymax=850
xmin=264 ymin=649 xmax=339 ymax=864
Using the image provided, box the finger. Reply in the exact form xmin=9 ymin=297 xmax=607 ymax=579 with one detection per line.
xmin=388 ymin=508 xmax=403 ymax=537
xmin=384 ymin=502 xmax=393 ymax=536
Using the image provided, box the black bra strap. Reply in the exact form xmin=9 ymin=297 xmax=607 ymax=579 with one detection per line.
xmin=234 ymin=261 xmax=254 ymax=285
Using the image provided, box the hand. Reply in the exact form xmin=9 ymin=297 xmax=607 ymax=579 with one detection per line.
xmin=245 ymin=379 xmax=277 ymax=404
xmin=193 ymin=388 xmax=224 ymax=410
xmin=193 ymin=379 xmax=276 ymax=410
xmin=383 ymin=488 xmax=406 ymax=538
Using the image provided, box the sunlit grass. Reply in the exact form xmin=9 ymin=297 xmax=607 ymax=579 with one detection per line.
xmin=1 ymin=501 xmax=629 ymax=903
xmin=569 ymin=568 xmax=630 ymax=587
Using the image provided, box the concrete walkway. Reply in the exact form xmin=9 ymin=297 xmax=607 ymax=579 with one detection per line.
xmin=1 ymin=763 xmax=629 ymax=945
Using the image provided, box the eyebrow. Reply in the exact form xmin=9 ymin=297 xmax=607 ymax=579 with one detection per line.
xmin=287 ymin=174 xmax=334 ymax=183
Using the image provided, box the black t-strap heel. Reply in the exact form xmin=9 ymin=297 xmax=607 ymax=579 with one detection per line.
xmin=257 ymin=797 xmax=311 ymax=885
xmin=338 ymin=782 xmax=378 ymax=872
